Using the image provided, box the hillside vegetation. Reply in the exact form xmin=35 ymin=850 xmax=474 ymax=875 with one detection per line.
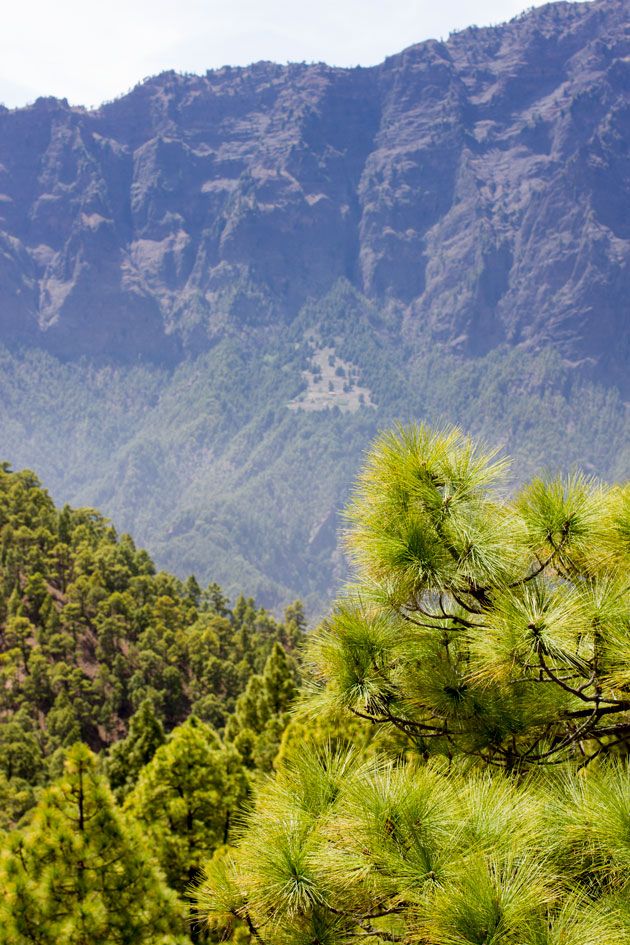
xmin=1 ymin=426 xmax=628 ymax=944
xmin=1 ymin=285 xmax=627 ymax=609
xmin=0 ymin=464 xmax=304 ymax=834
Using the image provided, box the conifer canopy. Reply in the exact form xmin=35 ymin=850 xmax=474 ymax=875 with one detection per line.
xmin=196 ymin=424 xmax=630 ymax=945
xmin=0 ymin=743 xmax=189 ymax=945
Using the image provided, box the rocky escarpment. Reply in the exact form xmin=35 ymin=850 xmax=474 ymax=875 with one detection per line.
xmin=0 ymin=0 xmax=628 ymax=390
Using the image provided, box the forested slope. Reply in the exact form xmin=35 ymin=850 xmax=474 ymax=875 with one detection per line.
xmin=1 ymin=428 xmax=629 ymax=944
xmin=1 ymin=296 xmax=627 ymax=610
xmin=0 ymin=464 xmax=304 ymax=829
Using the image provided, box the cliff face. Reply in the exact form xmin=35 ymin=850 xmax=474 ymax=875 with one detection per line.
xmin=0 ymin=0 xmax=628 ymax=610
xmin=0 ymin=0 xmax=628 ymax=388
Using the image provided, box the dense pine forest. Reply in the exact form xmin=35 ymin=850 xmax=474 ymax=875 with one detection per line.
xmin=1 ymin=425 xmax=629 ymax=943
xmin=0 ymin=462 xmax=306 ymax=942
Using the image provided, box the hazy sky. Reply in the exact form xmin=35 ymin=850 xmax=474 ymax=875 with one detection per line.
xmin=1 ymin=0 xmax=573 ymax=109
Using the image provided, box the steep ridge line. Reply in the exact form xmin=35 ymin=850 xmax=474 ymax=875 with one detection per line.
xmin=0 ymin=0 xmax=627 ymax=391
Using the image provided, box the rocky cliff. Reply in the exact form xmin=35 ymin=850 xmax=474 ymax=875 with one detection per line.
xmin=0 ymin=0 xmax=628 ymax=611
xmin=0 ymin=0 xmax=628 ymax=389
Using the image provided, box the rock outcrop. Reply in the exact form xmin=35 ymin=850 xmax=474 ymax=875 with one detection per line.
xmin=0 ymin=0 xmax=628 ymax=390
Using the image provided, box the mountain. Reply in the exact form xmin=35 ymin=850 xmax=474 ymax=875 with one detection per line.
xmin=0 ymin=0 xmax=628 ymax=611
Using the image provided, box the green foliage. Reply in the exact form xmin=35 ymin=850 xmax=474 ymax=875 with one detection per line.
xmin=106 ymin=698 xmax=166 ymax=800
xmin=126 ymin=717 xmax=248 ymax=894
xmin=198 ymin=739 xmax=630 ymax=945
xmin=0 ymin=709 xmax=45 ymax=828
xmin=226 ymin=642 xmax=300 ymax=771
xmin=0 ymin=743 xmax=190 ymax=945
xmin=0 ymin=464 xmax=306 ymax=823
xmin=197 ymin=424 xmax=630 ymax=944
xmin=0 ymin=282 xmax=626 ymax=612
xmin=0 ymin=462 xmax=305 ymax=943
xmin=306 ymin=425 xmax=630 ymax=767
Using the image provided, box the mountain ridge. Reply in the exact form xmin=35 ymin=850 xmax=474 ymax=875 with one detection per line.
xmin=0 ymin=0 xmax=628 ymax=388
xmin=0 ymin=0 xmax=628 ymax=611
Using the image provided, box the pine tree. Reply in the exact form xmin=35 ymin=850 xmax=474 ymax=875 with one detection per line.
xmin=196 ymin=424 xmax=630 ymax=945
xmin=261 ymin=642 xmax=297 ymax=715
xmin=0 ymin=743 xmax=190 ymax=945
xmin=225 ymin=643 xmax=299 ymax=770
xmin=0 ymin=709 xmax=45 ymax=828
xmin=44 ymin=689 xmax=82 ymax=749
xmin=307 ymin=425 xmax=630 ymax=767
xmin=106 ymin=698 xmax=165 ymax=800
xmin=126 ymin=717 xmax=248 ymax=895
xmin=282 ymin=600 xmax=307 ymax=650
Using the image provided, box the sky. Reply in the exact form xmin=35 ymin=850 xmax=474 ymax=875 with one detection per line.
xmin=0 ymin=0 xmax=573 ymax=109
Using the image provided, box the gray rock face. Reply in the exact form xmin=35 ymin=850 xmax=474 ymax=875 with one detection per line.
xmin=0 ymin=0 xmax=628 ymax=388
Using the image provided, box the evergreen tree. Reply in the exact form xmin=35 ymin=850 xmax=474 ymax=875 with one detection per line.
xmin=282 ymin=600 xmax=307 ymax=650
xmin=197 ymin=425 xmax=630 ymax=944
xmin=106 ymin=698 xmax=165 ymax=800
xmin=0 ymin=711 xmax=45 ymax=785
xmin=0 ymin=743 xmax=190 ymax=945
xmin=0 ymin=710 xmax=45 ymax=828
xmin=126 ymin=717 xmax=248 ymax=894
xmin=262 ymin=642 xmax=298 ymax=715
xmin=226 ymin=643 xmax=299 ymax=770
xmin=306 ymin=425 xmax=630 ymax=767
xmin=45 ymin=689 xmax=83 ymax=749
